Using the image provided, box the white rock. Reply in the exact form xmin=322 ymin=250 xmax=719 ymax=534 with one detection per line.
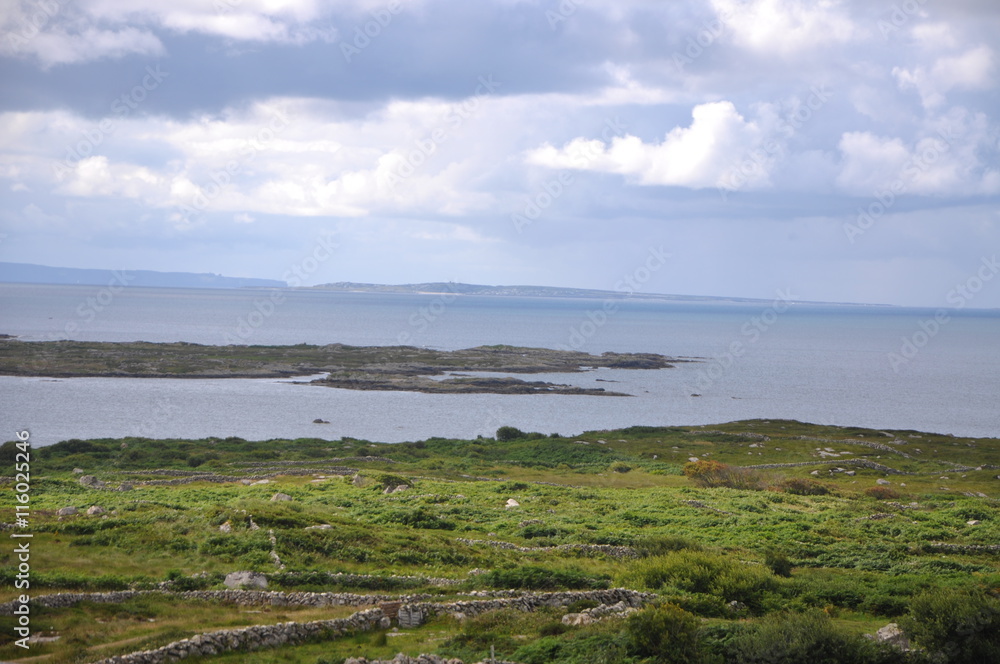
xmin=219 ymin=521 xmax=232 ymax=533
xmin=270 ymin=492 xmax=292 ymax=502
xmin=86 ymin=505 xmax=106 ymax=516
xmin=876 ymin=479 xmax=891 ymax=486
xmin=57 ymin=506 xmax=78 ymax=516
xmin=967 ymin=520 xmax=981 ymax=526
xmin=505 ymin=499 xmax=520 ymax=508
xmin=688 ymin=457 xmax=700 ymax=463
xmin=224 ymin=571 xmax=267 ymax=589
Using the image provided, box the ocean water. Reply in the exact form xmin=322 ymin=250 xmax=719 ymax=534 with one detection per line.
xmin=1 ymin=283 xmax=998 ymax=445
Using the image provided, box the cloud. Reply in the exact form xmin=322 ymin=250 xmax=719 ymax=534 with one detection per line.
xmin=709 ymin=0 xmax=858 ymax=55
xmin=527 ymin=101 xmax=765 ymax=189
xmin=836 ymin=113 xmax=1000 ymax=197
xmin=0 ymin=0 xmax=341 ymax=66
xmin=893 ymin=45 xmax=995 ymax=108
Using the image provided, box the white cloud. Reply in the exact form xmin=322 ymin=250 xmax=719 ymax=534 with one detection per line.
xmin=710 ymin=0 xmax=858 ymax=55
xmin=893 ymin=45 xmax=995 ymax=108
xmin=527 ymin=101 xmax=765 ymax=189
xmin=836 ymin=111 xmax=1000 ymax=197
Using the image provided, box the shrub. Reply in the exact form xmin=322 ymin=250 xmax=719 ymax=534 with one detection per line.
xmin=496 ymin=426 xmax=526 ymax=442
xmin=625 ymin=603 xmax=702 ymax=664
xmin=634 ymin=535 xmax=703 ymax=557
xmin=683 ymin=460 xmax=768 ymax=490
xmin=718 ymin=610 xmax=907 ymax=664
xmin=865 ymin=486 xmax=901 ymax=500
xmin=901 ymin=587 xmax=1000 ymax=664
xmin=373 ymin=473 xmax=412 ymax=490
xmin=779 ymin=478 xmax=830 ymax=495
xmin=764 ymin=550 xmax=794 ymax=577
xmin=380 ymin=507 xmax=454 ymax=530
xmin=619 ymin=551 xmax=778 ymax=613
xmin=477 ymin=565 xmax=609 ymax=590
xmin=610 ymin=461 xmax=633 ymax=473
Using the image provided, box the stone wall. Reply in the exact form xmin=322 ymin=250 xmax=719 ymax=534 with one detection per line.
xmin=92 ymin=607 xmax=387 ymax=664
xmin=394 ymin=588 xmax=655 ymax=628
xmin=0 ymin=590 xmax=433 ymax=615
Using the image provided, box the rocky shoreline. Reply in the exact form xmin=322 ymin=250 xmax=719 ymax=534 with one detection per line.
xmin=0 ymin=339 xmax=690 ymax=396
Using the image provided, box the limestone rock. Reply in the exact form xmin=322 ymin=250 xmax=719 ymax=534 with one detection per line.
xmin=562 ymin=612 xmax=594 ymax=626
xmin=219 ymin=521 xmax=233 ymax=533
xmin=505 ymin=499 xmax=520 ymax=508
xmin=86 ymin=505 xmax=106 ymax=516
xmin=875 ymin=623 xmax=909 ymax=650
xmin=79 ymin=475 xmax=106 ymax=489
xmin=876 ymin=479 xmax=891 ymax=486
xmin=271 ymin=492 xmax=292 ymax=502
xmin=72 ymin=468 xmax=84 ymax=474
xmin=224 ymin=571 xmax=268 ymax=589
xmin=57 ymin=506 xmax=78 ymax=516
xmin=967 ymin=520 xmax=981 ymax=526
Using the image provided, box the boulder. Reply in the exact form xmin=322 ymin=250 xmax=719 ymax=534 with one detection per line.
xmin=56 ymin=506 xmax=78 ymax=516
xmin=224 ymin=571 xmax=268 ymax=589
xmin=79 ymin=475 xmax=106 ymax=489
xmin=875 ymin=623 xmax=909 ymax=650
xmin=219 ymin=521 xmax=233 ymax=533
xmin=505 ymin=499 xmax=520 ymax=508
xmin=876 ymin=479 xmax=891 ymax=486
xmin=86 ymin=505 xmax=106 ymax=516
xmin=562 ymin=612 xmax=594 ymax=626
xmin=72 ymin=468 xmax=84 ymax=474
xmin=967 ymin=520 xmax=981 ymax=526
xmin=270 ymin=492 xmax=292 ymax=502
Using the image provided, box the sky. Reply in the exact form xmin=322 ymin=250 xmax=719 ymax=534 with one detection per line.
xmin=0 ymin=0 xmax=999 ymax=308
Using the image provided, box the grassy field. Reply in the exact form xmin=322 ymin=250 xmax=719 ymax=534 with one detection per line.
xmin=1 ymin=420 xmax=998 ymax=663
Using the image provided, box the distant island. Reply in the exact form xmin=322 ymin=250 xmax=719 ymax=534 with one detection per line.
xmin=310 ymin=281 xmax=888 ymax=307
xmin=0 ymin=262 xmax=893 ymax=306
xmin=0 ymin=261 xmax=286 ymax=290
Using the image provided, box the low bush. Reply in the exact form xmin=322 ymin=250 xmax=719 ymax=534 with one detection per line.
xmin=618 ymin=551 xmax=778 ymax=613
xmin=624 ymin=603 xmax=702 ymax=664
xmin=683 ymin=461 xmax=769 ymax=490
xmin=712 ymin=610 xmax=909 ymax=664
xmin=901 ymin=587 xmax=1000 ymax=664
xmin=779 ymin=478 xmax=830 ymax=495
xmin=865 ymin=486 xmax=902 ymax=500
xmin=477 ymin=566 xmax=610 ymax=590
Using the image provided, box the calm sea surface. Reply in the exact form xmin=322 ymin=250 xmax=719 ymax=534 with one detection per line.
xmin=1 ymin=283 xmax=998 ymax=445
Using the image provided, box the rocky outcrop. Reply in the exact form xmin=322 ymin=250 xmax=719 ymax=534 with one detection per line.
xmin=875 ymin=623 xmax=910 ymax=650
xmin=224 ymin=571 xmax=268 ymax=589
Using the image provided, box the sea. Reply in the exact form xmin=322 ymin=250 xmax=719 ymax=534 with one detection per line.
xmin=1 ymin=283 xmax=998 ymax=446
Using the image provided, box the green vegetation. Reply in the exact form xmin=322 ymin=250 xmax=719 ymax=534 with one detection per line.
xmin=1 ymin=419 xmax=998 ymax=663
